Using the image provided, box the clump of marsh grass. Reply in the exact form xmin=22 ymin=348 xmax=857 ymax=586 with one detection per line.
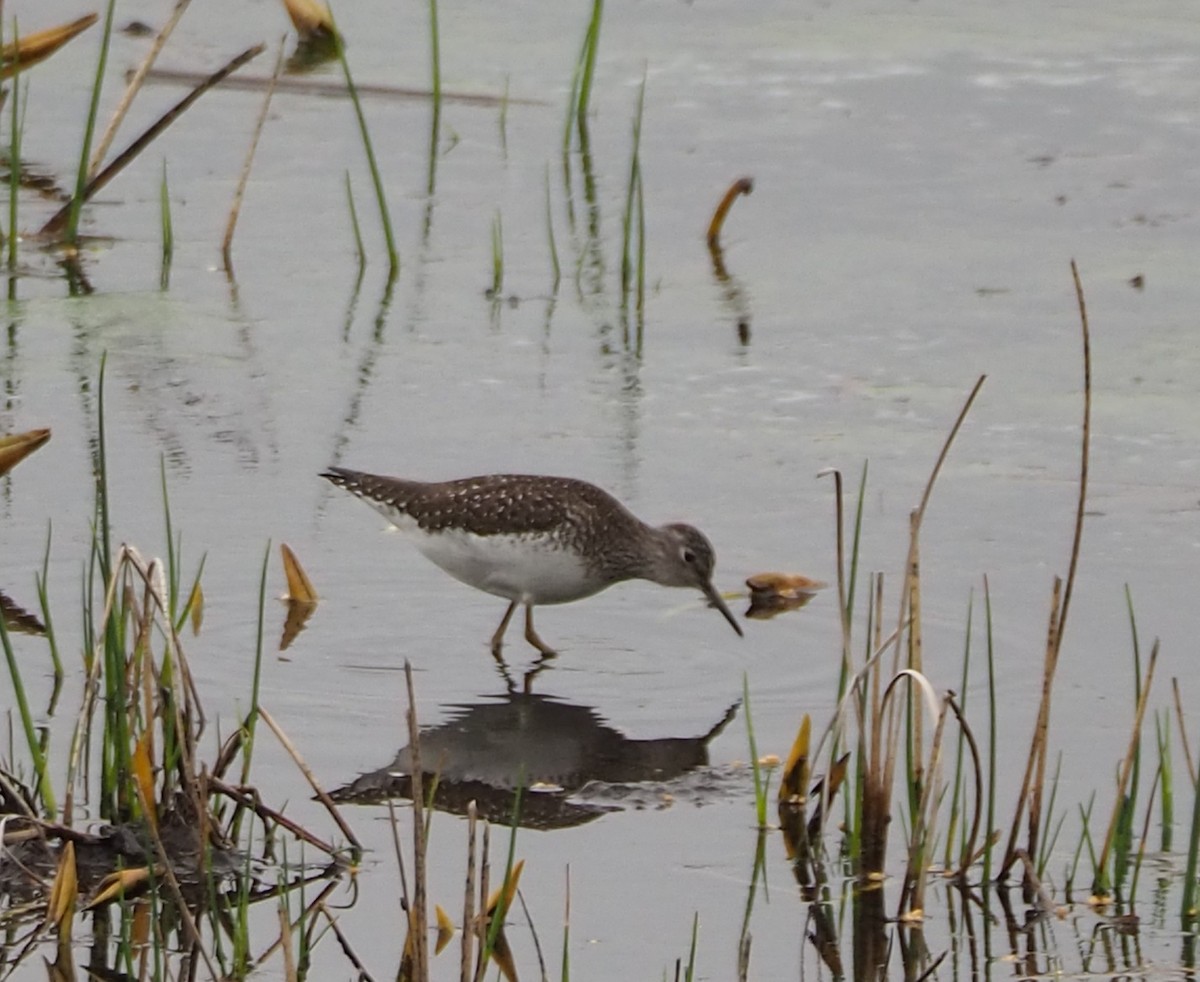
xmin=0 ymin=361 xmax=357 ymax=980
xmin=762 ymin=263 xmax=1200 ymax=978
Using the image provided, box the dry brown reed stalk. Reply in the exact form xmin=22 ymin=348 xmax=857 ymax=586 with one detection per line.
xmin=207 ymin=776 xmax=338 ymax=856
xmin=319 ymin=902 xmax=379 ymax=982
xmin=462 ymin=801 xmax=478 ymax=982
xmin=705 ymin=177 xmax=753 ymax=250
xmin=1000 ymin=261 xmax=1092 ymax=882
xmin=404 ymin=662 xmax=430 ymax=980
xmin=819 ymin=468 xmax=855 ymax=683
xmin=472 ymin=824 xmax=491 ymax=982
xmin=1172 ymin=679 xmax=1197 ymax=788
xmin=39 ymin=43 xmax=265 ymax=239
xmin=857 ymin=376 xmax=986 ymax=877
xmin=141 ymin=67 xmax=541 ymax=107
xmin=1092 ymin=640 xmax=1159 ymax=894
xmin=907 ymin=511 xmax=925 ymax=794
xmin=88 ymin=0 xmax=192 ymax=174
xmin=278 ymin=903 xmax=298 ymax=982
xmin=249 ymin=878 xmax=341 ymax=971
xmin=223 ymin=37 xmax=286 ymax=270
xmin=258 ymin=706 xmax=362 ymax=853
xmin=942 ymin=695 xmax=986 ymax=880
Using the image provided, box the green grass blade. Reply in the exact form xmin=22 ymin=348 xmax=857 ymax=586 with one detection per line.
xmin=65 ymin=0 xmax=117 ymax=245
xmin=330 ymin=5 xmax=398 ymax=278
xmin=159 ymin=159 xmax=173 ymax=289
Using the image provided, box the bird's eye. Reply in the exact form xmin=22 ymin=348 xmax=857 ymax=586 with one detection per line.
xmin=681 ymin=547 xmax=696 ymax=565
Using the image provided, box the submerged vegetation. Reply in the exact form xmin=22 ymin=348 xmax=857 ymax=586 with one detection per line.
xmin=0 ymin=3 xmax=1197 ymax=982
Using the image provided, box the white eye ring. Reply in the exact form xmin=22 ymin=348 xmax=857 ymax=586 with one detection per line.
xmin=681 ymin=547 xmax=696 ymax=564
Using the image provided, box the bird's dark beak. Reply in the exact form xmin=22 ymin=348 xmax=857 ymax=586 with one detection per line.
xmin=703 ymin=580 xmax=743 ymax=637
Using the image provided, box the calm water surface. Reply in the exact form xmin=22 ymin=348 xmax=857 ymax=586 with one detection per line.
xmin=3 ymin=0 xmax=1199 ymax=976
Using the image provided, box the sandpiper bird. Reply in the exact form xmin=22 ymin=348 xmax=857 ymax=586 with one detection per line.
xmin=321 ymin=467 xmax=743 ymax=657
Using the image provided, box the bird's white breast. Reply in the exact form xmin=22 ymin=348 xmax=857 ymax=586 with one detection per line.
xmin=382 ymin=511 xmax=602 ymax=605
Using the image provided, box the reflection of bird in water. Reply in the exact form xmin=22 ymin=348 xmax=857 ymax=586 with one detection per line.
xmin=322 ymin=468 xmax=742 ymax=658
xmin=331 ymin=692 xmax=740 ymax=830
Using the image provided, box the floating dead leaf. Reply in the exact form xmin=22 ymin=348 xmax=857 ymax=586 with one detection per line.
xmin=84 ymin=866 xmax=159 ymax=909
xmin=0 ymin=590 xmax=47 ymax=635
xmin=280 ymin=0 xmax=336 ymax=41
xmin=0 ymin=428 xmax=51 ymax=477
xmin=279 ymin=599 xmax=317 ymax=652
xmin=281 ymin=543 xmax=319 ymax=603
xmin=745 ymin=572 xmax=826 ymax=620
xmin=0 ymin=15 xmax=98 ymax=79
xmin=187 ymin=580 xmax=204 ymax=635
xmin=434 ymin=904 xmax=455 ymax=955
xmin=44 ymin=841 xmax=77 ymax=934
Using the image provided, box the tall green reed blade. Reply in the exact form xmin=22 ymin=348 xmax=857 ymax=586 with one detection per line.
xmin=239 ymin=539 xmax=271 ymax=785
xmin=92 ymin=352 xmax=134 ymax=822
xmin=1182 ymin=739 xmax=1200 ymax=930
xmin=545 ymin=163 xmax=560 ymax=292
xmin=684 ymin=911 xmax=699 ymax=982
xmin=620 ymin=70 xmax=646 ymax=306
xmin=428 ymin=0 xmax=441 ymax=117
xmin=0 ymin=610 xmax=55 ymax=814
xmin=426 ymin=0 xmax=441 ymax=196
xmin=490 ymin=210 xmax=504 ymax=297
xmin=7 ymin=20 xmax=24 ymax=273
xmin=1156 ymin=711 xmax=1173 ymax=852
xmin=743 ymin=672 xmax=768 ymax=829
xmin=482 ymin=782 xmax=525 ymax=963
xmin=36 ymin=522 xmax=63 ymax=683
xmin=945 ymin=592 xmax=973 ymax=869
xmin=344 ymin=170 xmax=365 ymax=268
xmin=159 ymin=159 xmax=173 ymax=290
xmin=560 ymin=865 xmax=571 ymax=982
xmin=499 ymin=75 xmax=510 ymax=156
xmin=330 ymin=6 xmax=398 ymax=278
xmin=634 ymin=152 xmax=645 ymax=322
xmin=66 ymin=0 xmax=117 ymax=246
xmin=983 ymin=575 xmax=997 ymax=883
xmin=575 ymin=0 xmax=603 ymax=142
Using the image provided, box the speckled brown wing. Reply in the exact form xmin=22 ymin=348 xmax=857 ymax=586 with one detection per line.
xmin=321 ymin=468 xmax=640 ymax=539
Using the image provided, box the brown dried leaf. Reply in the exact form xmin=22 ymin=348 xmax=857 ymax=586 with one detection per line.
xmin=188 ymin=580 xmax=205 ymax=636
xmin=281 ymin=543 xmax=319 ymax=603
xmin=433 ymin=904 xmax=455 ymax=955
xmin=486 ymin=858 xmax=524 ymax=917
xmin=44 ymin=841 xmax=77 ymax=934
xmin=0 ymin=428 xmax=51 ymax=476
xmin=84 ymin=867 xmax=155 ymax=910
xmin=279 ymin=0 xmax=335 ymax=41
xmin=0 ymin=16 xmax=98 ymax=79
xmin=778 ymin=714 xmax=810 ymax=802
